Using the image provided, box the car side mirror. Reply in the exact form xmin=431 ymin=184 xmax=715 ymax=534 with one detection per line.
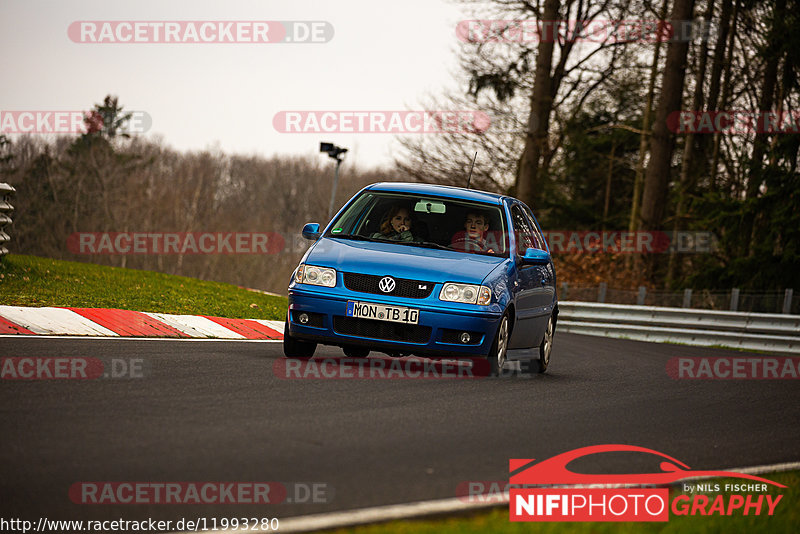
xmin=521 ymin=247 xmax=550 ymax=264
xmin=302 ymin=223 xmax=321 ymax=241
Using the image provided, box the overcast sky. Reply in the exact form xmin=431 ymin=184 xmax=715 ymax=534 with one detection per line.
xmin=1 ymin=0 xmax=472 ymax=169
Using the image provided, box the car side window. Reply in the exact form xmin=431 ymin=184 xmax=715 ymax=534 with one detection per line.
xmin=331 ymin=193 xmax=376 ymax=236
xmin=511 ymin=205 xmax=536 ymax=255
xmin=522 ymin=205 xmax=546 ymax=251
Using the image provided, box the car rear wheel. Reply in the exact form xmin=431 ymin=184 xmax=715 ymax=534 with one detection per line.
xmin=343 ymin=346 xmax=370 ymax=358
xmin=487 ymin=314 xmax=510 ymax=377
xmin=523 ymin=314 xmax=553 ymax=374
xmin=283 ymin=320 xmax=317 ymax=359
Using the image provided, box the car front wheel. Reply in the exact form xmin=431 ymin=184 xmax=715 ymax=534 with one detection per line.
xmin=487 ymin=313 xmax=510 ymax=377
xmin=283 ymin=320 xmax=317 ymax=358
xmin=523 ymin=314 xmax=553 ymax=374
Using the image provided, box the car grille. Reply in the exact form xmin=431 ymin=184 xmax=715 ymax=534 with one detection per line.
xmin=343 ymin=272 xmax=435 ymax=299
xmin=333 ymin=316 xmax=432 ymax=344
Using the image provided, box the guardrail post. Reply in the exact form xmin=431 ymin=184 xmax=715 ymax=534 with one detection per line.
xmin=730 ymin=288 xmax=740 ymax=311
xmin=598 ymin=283 xmax=607 ymax=303
xmin=561 ymin=282 xmax=568 ymax=300
xmin=682 ymin=288 xmax=692 ymax=308
xmin=784 ymin=289 xmax=794 ymax=314
xmin=0 ymin=182 xmax=15 ymax=261
xmin=637 ymin=286 xmax=647 ymax=305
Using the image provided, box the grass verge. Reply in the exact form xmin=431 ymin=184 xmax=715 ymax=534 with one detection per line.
xmin=0 ymin=254 xmax=287 ymax=319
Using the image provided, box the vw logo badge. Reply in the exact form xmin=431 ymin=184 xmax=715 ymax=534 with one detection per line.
xmin=378 ymin=276 xmax=396 ymax=293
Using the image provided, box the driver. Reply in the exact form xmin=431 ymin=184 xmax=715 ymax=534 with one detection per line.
xmin=450 ymin=210 xmax=495 ymax=253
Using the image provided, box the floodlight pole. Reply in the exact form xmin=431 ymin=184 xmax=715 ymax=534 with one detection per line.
xmin=321 ymin=142 xmax=347 ymax=221
xmin=328 ymin=156 xmax=342 ymax=221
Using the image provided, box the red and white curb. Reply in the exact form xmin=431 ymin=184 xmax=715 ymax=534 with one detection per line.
xmin=0 ymin=305 xmax=283 ymax=340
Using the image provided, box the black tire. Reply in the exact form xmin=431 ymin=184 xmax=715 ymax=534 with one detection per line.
xmin=283 ymin=320 xmax=317 ymax=359
xmin=343 ymin=346 xmax=370 ymax=358
xmin=523 ymin=314 xmax=554 ymax=374
xmin=487 ymin=313 xmax=510 ymax=377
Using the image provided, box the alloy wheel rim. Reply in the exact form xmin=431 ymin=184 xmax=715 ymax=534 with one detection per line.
xmin=496 ymin=316 xmax=508 ymax=370
xmin=542 ymin=317 xmax=553 ymax=365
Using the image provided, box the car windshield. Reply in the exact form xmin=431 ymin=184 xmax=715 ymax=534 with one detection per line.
xmin=326 ymin=191 xmax=509 ymax=257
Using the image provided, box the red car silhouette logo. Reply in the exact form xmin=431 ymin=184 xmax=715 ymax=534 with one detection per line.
xmin=510 ymin=444 xmax=786 ymax=487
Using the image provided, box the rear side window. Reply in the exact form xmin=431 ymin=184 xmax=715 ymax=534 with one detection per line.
xmin=511 ymin=205 xmax=536 ymax=254
xmin=522 ymin=204 xmax=547 ymax=252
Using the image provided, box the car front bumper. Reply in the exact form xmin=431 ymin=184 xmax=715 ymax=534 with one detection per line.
xmin=287 ymin=286 xmax=503 ymax=357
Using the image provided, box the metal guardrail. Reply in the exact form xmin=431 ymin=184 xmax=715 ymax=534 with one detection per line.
xmin=561 ymin=283 xmax=797 ymax=315
xmin=558 ymin=301 xmax=800 ymax=354
xmin=0 ymin=182 xmax=15 ymax=259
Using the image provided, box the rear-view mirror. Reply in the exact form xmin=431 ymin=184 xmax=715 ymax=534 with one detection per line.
xmin=302 ymin=223 xmax=321 ymax=240
xmin=522 ymin=247 xmax=550 ymax=264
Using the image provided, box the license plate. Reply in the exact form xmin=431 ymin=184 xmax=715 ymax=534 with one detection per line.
xmin=346 ymin=301 xmax=419 ymax=324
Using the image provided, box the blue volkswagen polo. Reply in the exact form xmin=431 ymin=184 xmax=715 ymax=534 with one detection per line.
xmin=284 ymin=182 xmax=557 ymax=375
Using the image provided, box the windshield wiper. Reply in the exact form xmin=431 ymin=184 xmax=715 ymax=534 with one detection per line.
xmin=397 ymin=241 xmax=454 ymax=251
xmin=331 ymin=235 xmax=504 ymax=256
xmin=328 ymin=233 xmax=384 ymax=243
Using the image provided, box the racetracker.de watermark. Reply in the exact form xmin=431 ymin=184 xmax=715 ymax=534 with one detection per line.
xmin=457 ymin=19 xmax=715 ymax=44
xmin=2 ymin=518 xmax=277 ymax=533
xmin=272 ymin=111 xmax=491 ymax=134
xmin=274 ymin=356 xmax=491 ymax=379
xmin=1 ymin=357 xmax=146 ymax=380
xmin=457 ymin=480 xmax=510 ymax=503
xmin=668 ymin=110 xmax=800 ymax=134
xmin=69 ymin=482 xmax=332 ymax=504
xmin=1 ymin=110 xmax=151 ymax=135
xmin=544 ymin=231 xmax=716 ymax=254
xmin=667 ymin=357 xmax=800 ymax=380
xmin=68 ymin=21 xmax=333 ymax=43
xmin=67 ymin=232 xmax=285 ymax=255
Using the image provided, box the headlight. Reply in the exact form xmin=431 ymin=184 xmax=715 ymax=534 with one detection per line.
xmin=440 ymin=283 xmax=492 ymax=305
xmin=294 ymin=264 xmax=336 ymax=287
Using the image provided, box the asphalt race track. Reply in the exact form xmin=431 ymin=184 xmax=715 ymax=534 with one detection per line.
xmin=1 ymin=333 xmax=798 ymax=526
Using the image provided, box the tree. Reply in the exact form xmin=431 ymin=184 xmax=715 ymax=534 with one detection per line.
xmin=399 ymin=0 xmax=644 ymax=209
xmin=640 ymin=0 xmax=697 ymax=239
xmin=84 ymin=95 xmax=134 ymax=139
xmin=516 ymin=0 xmax=561 ymax=208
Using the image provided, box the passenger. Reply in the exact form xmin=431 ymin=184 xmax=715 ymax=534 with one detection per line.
xmin=450 ymin=211 xmax=495 ymax=253
xmin=371 ymin=205 xmax=416 ymax=242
